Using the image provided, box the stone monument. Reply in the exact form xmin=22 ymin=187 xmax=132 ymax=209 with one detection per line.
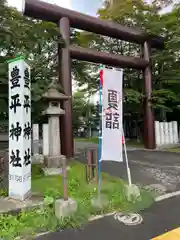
xmin=7 ymin=56 xmax=31 ymax=201
xmin=42 ymin=81 xmax=69 ymax=175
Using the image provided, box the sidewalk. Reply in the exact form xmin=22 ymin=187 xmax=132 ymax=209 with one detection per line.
xmin=36 ymin=196 xmax=180 ymax=240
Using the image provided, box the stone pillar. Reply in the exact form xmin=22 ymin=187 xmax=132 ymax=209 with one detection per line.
xmin=44 ymin=111 xmax=65 ymax=169
xmin=43 ymin=105 xmax=66 ymax=174
xmin=172 ymin=121 xmax=178 ymax=144
xmin=42 ymin=124 xmax=49 ymax=156
xmin=142 ymin=41 xmax=155 ymax=149
xmin=48 ymin=116 xmax=60 ymax=156
xmin=155 ymin=121 xmax=160 ymax=146
xmin=42 ymin=84 xmax=69 ymax=175
xmin=168 ymin=121 xmax=173 ymax=145
xmin=8 ymin=56 xmax=31 ymax=201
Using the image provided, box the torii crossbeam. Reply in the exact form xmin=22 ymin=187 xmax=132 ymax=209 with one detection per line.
xmin=23 ymin=0 xmax=164 ymax=158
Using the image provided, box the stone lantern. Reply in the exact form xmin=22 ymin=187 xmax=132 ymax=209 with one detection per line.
xmin=42 ymin=82 xmax=69 ymax=174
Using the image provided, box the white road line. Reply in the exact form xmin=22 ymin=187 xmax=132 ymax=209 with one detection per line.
xmin=155 ymin=190 xmax=180 ymax=202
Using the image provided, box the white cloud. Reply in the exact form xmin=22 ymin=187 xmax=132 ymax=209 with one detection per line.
xmin=7 ymin=0 xmax=72 ymax=12
xmin=40 ymin=0 xmax=72 ymax=9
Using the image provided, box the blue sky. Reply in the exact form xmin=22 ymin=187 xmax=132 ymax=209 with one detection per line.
xmin=7 ymin=0 xmax=174 ymax=16
xmin=72 ymin=0 xmax=102 ymax=16
xmin=7 ymin=0 xmax=103 ymax=16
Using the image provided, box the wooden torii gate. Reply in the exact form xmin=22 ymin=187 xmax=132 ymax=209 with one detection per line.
xmin=23 ymin=0 xmax=164 ymax=158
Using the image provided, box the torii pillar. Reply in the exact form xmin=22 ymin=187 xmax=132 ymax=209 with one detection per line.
xmin=58 ymin=17 xmax=74 ymax=158
xmin=142 ymin=41 xmax=155 ymax=149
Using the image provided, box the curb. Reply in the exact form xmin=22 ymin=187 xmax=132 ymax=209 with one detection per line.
xmin=89 ymin=211 xmax=115 ymax=221
xmin=155 ymin=190 xmax=180 ymax=202
xmin=34 ymin=212 xmax=115 ymax=238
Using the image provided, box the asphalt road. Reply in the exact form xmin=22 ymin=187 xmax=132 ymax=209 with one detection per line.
xmin=36 ymin=196 xmax=180 ymax=240
xmin=75 ymin=141 xmax=180 ymax=194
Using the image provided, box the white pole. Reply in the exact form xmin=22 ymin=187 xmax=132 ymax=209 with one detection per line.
xmin=122 ymin=130 xmax=132 ymax=186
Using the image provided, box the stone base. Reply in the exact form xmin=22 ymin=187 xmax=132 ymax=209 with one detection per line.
xmin=42 ymin=166 xmax=70 ymax=176
xmin=8 ymin=189 xmax=31 ymax=202
xmin=32 ymin=154 xmax=44 ymax=164
xmin=125 ymin=184 xmax=141 ymax=202
xmin=55 ymin=198 xmax=77 ymax=218
xmin=44 ymin=155 xmax=66 ymax=168
xmin=0 ymin=193 xmax=44 ymax=214
xmin=91 ymin=195 xmax=108 ymax=209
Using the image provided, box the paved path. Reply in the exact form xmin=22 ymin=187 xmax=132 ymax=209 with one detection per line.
xmin=75 ymin=141 xmax=180 ymax=194
xmin=36 ymin=196 xmax=180 ymax=240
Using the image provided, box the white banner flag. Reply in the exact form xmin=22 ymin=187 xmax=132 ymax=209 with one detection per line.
xmin=101 ymin=68 xmax=123 ymax=162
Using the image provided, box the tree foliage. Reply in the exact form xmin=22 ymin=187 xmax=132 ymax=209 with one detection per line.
xmin=72 ymin=90 xmax=100 ymax=136
xmin=0 ymin=2 xmax=62 ymax=120
xmin=1 ymin=0 xmax=180 ymax=129
xmin=74 ymin=0 xmax=180 ymax=122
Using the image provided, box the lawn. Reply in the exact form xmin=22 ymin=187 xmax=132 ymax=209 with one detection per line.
xmin=75 ymin=137 xmax=99 ymax=144
xmin=166 ymin=147 xmax=180 ymax=153
xmin=0 ymin=161 xmax=154 ymax=239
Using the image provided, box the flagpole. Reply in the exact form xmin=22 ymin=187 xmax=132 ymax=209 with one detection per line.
xmin=97 ymin=66 xmax=103 ymax=198
xmin=122 ymin=129 xmax=132 ymax=186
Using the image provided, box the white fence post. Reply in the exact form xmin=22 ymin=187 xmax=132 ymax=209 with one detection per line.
xmin=155 ymin=121 xmax=160 ymax=146
xmin=163 ymin=122 xmax=169 ymax=144
xmin=159 ymin=122 xmax=164 ymax=145
xmin=168 ymin=122 xmax=173 ymax=144
xmin=32 ymin=124 xmax=39 ymax=155
xmin=43 ymin=124 xmax=49 ymax=156
xmin=155 ymin=120 xmax=179 ymax=147
xmin=172 ymin=121 xmax=178 ymax=144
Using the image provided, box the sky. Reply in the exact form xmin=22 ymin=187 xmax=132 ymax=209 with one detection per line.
xmin=7 ymin=0 xmax=103 ymax=16
xmin=7 ymin=0 xmax=175 ymax=16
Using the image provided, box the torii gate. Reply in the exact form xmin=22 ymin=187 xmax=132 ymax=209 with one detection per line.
xmin=23 ymin=0 xmax=164 ymax=158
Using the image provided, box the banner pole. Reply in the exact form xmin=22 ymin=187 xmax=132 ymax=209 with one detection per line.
xmin=122 ymin=129 xmax=132 ymax=186
xmin=97 ymin=66 xmax=103 ymax=198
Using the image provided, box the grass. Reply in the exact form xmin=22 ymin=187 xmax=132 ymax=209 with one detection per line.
xmin=32 ymin=162 xmax=153 ymax=212
xmin=126 ymin=139 xmax=143 ymax=147
xmin=0 ymin=161 xmax=154 ymax=239
xmin=75 ymin=137 xmax=99 ymax=144
xmin=75 ymin=137 xmax=144 ymax=148
xmin=166 ymin=147 xmax=180 ymax=153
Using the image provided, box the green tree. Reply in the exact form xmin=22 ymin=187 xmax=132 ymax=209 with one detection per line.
xmin=75 ymin=0 xmax=180 ymax=123
xmin=0 ymin=3 xmax=62 ymax=121
xmin=0 ymin=3 xmax=90 ymax=123
xmin=72 ymin=90 xmax=99 ymax=136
